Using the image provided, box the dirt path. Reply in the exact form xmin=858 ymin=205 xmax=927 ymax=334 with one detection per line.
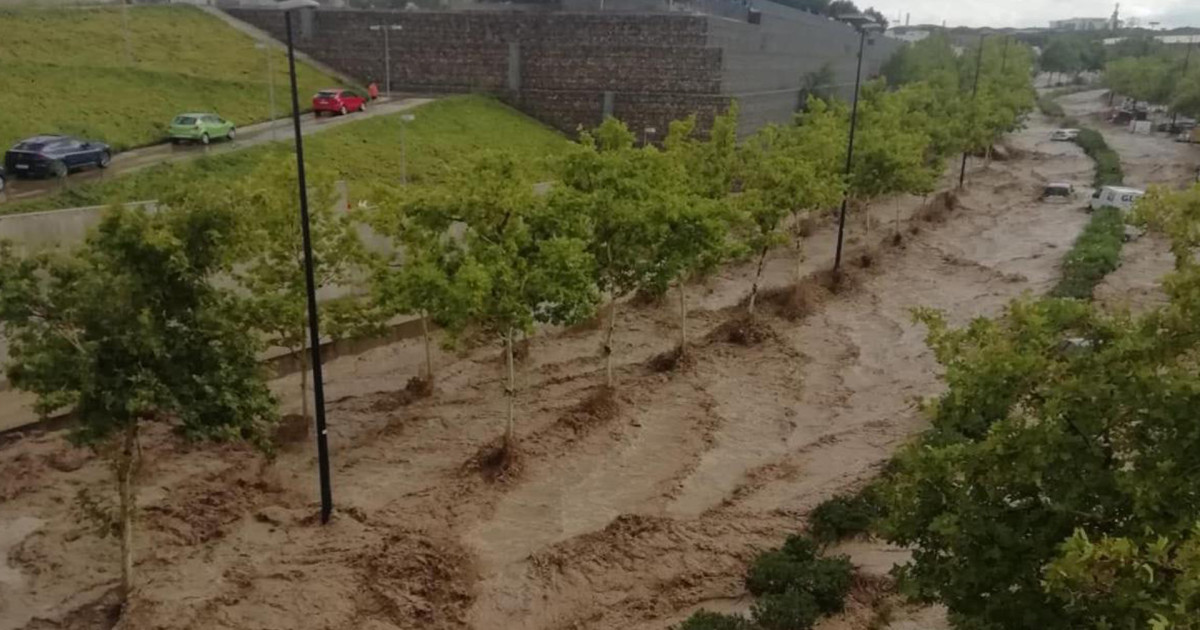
xmin=1057 ymin=89 xmax=1200 ymax=312
xmin=0 ymin=111 xmax=1091 ymax=630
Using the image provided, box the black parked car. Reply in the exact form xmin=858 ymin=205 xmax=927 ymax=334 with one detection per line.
xmin=4 ymin=135 xmax=111 ymax=179
xmin=0 ymin=166 xmax=6 ymax=194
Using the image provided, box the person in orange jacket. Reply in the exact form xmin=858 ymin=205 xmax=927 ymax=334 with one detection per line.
xmin=368 ymin=81 xmax=380 ymax=101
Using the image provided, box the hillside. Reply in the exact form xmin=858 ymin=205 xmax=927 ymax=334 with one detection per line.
xmin=0 ymin=5 xmax=337 ymax=152
xmin=1 ymin=96 xmax=572 ymax=214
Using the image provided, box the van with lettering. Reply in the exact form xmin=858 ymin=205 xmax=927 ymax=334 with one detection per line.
xmin=1090 ymin=185 xmax=1145 ymax=213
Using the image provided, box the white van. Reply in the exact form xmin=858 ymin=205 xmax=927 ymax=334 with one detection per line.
xmin=1090 ymin=186 xmax=1145 ymax=212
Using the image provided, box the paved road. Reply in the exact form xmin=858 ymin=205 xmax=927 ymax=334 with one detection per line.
xmin=0 ymin=97 xmax=432 ymax=205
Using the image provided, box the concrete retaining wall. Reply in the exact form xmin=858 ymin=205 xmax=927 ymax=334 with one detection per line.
xmin=224 ymin=6 xmax=899 ymax=139
xmin=0 ymin=201 xmax=157 ymax=254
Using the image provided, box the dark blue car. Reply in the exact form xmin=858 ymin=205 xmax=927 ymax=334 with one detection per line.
xmin=4 ymin=135 xmax=112 ymax=179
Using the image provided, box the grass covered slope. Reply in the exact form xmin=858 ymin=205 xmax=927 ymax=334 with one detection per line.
xmin=0 ymin=5 xmax=337 ymax=152
xmin=2 ymin=96 xmax=571 ymax=214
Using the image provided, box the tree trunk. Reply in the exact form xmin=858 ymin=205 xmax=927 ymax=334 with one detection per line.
xmin=117 ymin=422 xmax=138 ymax=603
xmin=794 ymin=228 xmax=805 ymax=286
xmin=863 ymin=201 xmax=872 ymax=243
xmin=604 ymin=298 xmax=618 ymax=388
xmin=677 ymin=282 xmax=688 ymax=355
xmin=504 ymin=329 xmax=516 ymax=451
xmin=299 ymin=344 xmax=310 ymax=421
xmin=748 ymin=245 xmax=768 ymax=317
xmin=421 ymin=311 xmax=434 ymax=385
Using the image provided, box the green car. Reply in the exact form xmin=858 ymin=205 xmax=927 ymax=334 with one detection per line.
xmin=168 ymin=113 xmax=235 ymax=145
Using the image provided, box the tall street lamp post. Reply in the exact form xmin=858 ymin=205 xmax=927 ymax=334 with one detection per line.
xmin=400 ymin=113 xmax=415 ymax=185
xmin=1171 ymin=38 xmax=1194 ymax=131
xmin=276 ymin=0 xmax=333 ymax=525
xmin=959 ymin=34 xmax=986 ymax=190
xmin=832 ymin=15 xmax=881 ymax=276
xmin=369 ymin=23 xmax=403 ymax=97
xmin=255 ymin=42 xmax=278 ymax=140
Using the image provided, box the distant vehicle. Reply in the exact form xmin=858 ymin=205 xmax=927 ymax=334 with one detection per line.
xmin=1176 ymin=128 xmax=1200 ymax=144
xmin=1090 ymin=185 xmax=1145 ymax=213
xmin=4 ymin=135 xmax=111 ymax=179
xmin=1051 ymin=129 xmax=1079 ymax=141
xmin=1041 ymin=182 xmax=1075 ymax=200
xmin=1155 ymin=119 xmax=1195 ymax=134
xmin=312 ymin=88 xmax=367 ymax=116
xmin=168 ymin=113 xmax=236 ymax=145
xmin=0 ymin=166 xmax=6 ymax=194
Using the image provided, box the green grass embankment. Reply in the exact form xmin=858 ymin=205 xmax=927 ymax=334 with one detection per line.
xmin=1 ymin=96 xmax=571 ymax=215
xmin=0 ymin=5 xmax=336 ymax=152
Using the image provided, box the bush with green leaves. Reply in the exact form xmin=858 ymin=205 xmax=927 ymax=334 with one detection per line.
xmin=745 ymin=534 xmax=854 ymax=614
xmin=1037 ymin=94 xmax=1066 ymax=118
xmin=751 ymin=587 xmax=823 ymax=630
xmin=879 ymin=193 xmax=1200 ymax=629
xmin=1072 ymin=128 xmax=1124 ymax=187
xmin=675 ymin=610 xmax=751 ymax=630
xmin=808 ymin=487 xmax=882 ymax=544
xmin=1051 ymin=206 xmax=1125 ymax=300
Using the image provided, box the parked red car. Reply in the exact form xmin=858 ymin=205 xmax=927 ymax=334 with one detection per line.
xmin=312 ymin=88 xmax=367 ymax=116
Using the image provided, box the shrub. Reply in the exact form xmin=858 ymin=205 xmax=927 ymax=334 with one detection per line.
xmin=809 ymin=487 xmax=881 ymax=544
xmin=676 ymin=610 xmax=751 ymax=630
xmin=751 ymin=587 xmax=822 ymax=630
xmin=1037 ymin=94 xmax=1066 ymax=118
xmin=1072 ymin=128 xmax=1124 ymax=187
xmin=746 ymin=534 xmax=855 ymax=614
xmin=1051 ymin=206 xmax=1126 ymax=300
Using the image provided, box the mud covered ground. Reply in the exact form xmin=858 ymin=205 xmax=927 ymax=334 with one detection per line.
xmin=1 ymin=111 xmax=1095 ymax=630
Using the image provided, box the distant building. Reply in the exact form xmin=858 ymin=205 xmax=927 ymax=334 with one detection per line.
xmin=884 ymin=27 xmax=930 ymax=43
xmin=1049 ymin=17 xmax=1113 ymax=31
xmin=1103 ymin=33 xmax=1200 ymax=46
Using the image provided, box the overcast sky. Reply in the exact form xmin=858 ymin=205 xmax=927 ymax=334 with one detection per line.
xmin=866 ymin=0 xmax=1198 ymax=29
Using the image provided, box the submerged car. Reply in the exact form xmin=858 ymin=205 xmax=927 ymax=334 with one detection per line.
xmin=1041 ymin=182 xmax=1075 ymax=201
xmin=1050 ymin=128 xmax=1080 ymax=141
xmin=312 ymin=88 xmax=367 ymax=116
xmin=168 ymin=113 xmax=236 ymax=145
xmin=4 ymin=135 xmax=111 ymax=179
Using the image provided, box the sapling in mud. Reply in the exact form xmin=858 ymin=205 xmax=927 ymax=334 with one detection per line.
xmin=0 ymin=205 xmax=275 ymax=605
xmin=848 ymin=83 xmax=936 ymax=246
xmin=424 ymin=153 xmax=598 ymax=457
xmin=555 ymin=117 xmax=673 ymax=386
xmin=654 ymin=195 xmax=734 ymax=356
xmin=736 ymin=107 xmax=843 ymax=315
xmin=218 ymin=158 xmax=378 ymax=420
xmin=368 ymin=186 xmax=488 ymax=389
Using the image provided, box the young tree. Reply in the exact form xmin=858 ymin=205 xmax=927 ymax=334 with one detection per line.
xmin=0 ymin=205 xmax=276 ymax=603
xmin=655 ymin=193 xmax=734 ymax=355
xmin=408 ymin=152 xmax=599 ymax=452
xmin=217 ymin=158 xmax=375 ymax=420
xmin=367 ymin=187 xmax=488 ymax=387
xmin=660 ymin=106 xmax=741 ymax=352
xmin=736 ymin=113 xmax=842 ymax=315
xmin=664 ymin=103 xmax=740 ymax=201
xmin=848 ymin=83 xmax=935 ymax=241
xmin=555 ymin=117 xmax=673 ymax=386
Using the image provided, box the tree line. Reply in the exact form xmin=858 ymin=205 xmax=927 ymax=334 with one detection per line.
xmin=0 ymin=34 xmax=1034 ymax=609
xmin=1103 ymin=42 xmax=1200 ymax=118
